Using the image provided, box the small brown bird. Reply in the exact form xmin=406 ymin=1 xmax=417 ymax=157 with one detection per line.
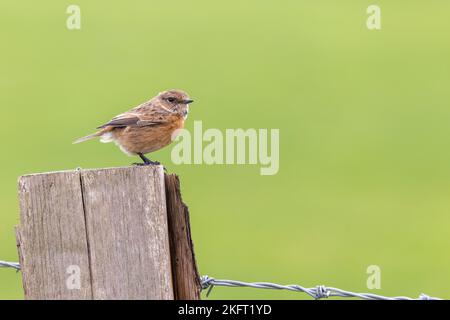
xmin=74 ymin=89 xmax=193 ymax=165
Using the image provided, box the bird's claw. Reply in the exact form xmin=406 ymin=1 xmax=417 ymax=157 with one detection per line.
xmin=132 ymin=162 xmax=167 ymax=172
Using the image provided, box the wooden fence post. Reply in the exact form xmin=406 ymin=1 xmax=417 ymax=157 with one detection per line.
xmin=15 ymin=166 xmax=201 ymax=300
xmin=165 ymin=174 xmax=201 ymax=300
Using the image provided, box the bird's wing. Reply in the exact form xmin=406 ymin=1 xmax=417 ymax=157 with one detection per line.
xmin=96 ymin=113 xmax=165 ymax=129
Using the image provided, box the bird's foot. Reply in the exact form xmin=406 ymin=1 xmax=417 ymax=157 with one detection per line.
xmin=132 ymin=161 xmax=159 ymax=166
xmin=132 ymin=161 xmax=167 ymax=172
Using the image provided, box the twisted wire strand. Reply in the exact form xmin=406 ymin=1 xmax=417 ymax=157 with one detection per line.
xmin=0 ymin=260 xmax=20 ymax=271
xmin=200 ymin=276 xmax=442 ymax=300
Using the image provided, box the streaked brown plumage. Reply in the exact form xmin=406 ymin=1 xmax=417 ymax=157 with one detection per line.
xmin=74 ymin=89 xmax=193 ymax=165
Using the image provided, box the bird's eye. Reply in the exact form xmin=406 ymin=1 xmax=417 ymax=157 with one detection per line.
xmin=166 ymin=97 xmax=176 ymax=103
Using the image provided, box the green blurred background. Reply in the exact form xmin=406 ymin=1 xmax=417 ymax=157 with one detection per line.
xmin=1 ymin=1 xmax=450 ymax=299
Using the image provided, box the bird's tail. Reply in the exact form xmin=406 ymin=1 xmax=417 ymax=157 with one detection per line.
xmin=73 ymin=132 xmax=101 ymax=144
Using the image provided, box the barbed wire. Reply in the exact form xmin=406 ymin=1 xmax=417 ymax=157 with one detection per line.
xmin=0 ymin=261 xmax=443 ymax=300
xmin=200 ymin=276 xmax=443 ymax=300
xmin=0 ymin=260 xmax=20 ymax=271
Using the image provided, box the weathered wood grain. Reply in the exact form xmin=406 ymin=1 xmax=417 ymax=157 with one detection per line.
xmin=16 ymin=166 xmax=199 ymax=300
xmin=165 ymin=174 xmax=201 ymax=300
xmin=80 ymin=166 xmax=173 ymax=299
xmin=17 ymin=171 xmax=92 ymax=299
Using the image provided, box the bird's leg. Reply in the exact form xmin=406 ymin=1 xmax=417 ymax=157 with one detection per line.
xmin=132 ymin=153 xmax=167 ymax=170
xmin=135 ymin=153 xmax=160 ymax=165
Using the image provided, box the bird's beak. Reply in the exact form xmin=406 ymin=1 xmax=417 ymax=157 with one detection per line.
xmin=183 ymin=99 xmax=194 ymax=104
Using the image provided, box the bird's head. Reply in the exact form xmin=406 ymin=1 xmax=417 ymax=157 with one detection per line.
xmin=155 ymin=89 xmax=193 ymax=113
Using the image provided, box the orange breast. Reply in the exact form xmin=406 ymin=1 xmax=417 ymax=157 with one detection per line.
xmin=113 ymin=116 xmax=185 ymax=155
